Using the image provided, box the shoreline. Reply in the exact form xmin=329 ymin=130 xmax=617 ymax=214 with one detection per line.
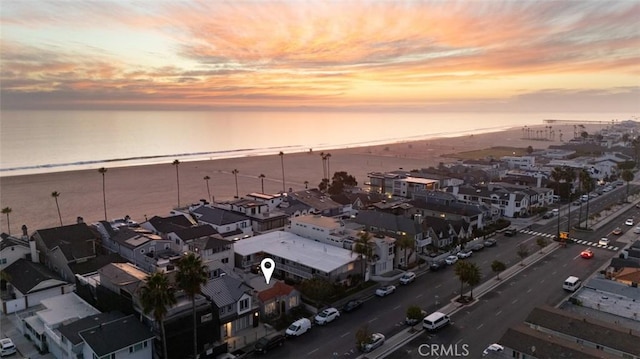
xmin=0 ymin=123 xmax=606 ymax=233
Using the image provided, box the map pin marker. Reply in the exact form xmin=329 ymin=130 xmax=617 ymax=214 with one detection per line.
xmin=260 ymin=258 xmax=275 ymax=284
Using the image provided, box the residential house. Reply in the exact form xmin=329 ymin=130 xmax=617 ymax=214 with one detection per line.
xmin=187 ymin=236 xmax=235 ymax=278
xmin=257 ymin=281 xmax=300 ymax=319
xmin=245 ymin=193 xmax=285 ymax=210
xmin=190 ymin=205 xmax=252 ymax=240
xmin=140 ymin=214 xmax=195 ymax=237
xmin=234 ymin=231 xmax=363 ymax=283
xmin=21 ymin=293 xmax=101 ymax=355
xmin=330 ymin=191 xmax=387 ymax=216
xmin=166 ymin=224 xmax=219 ymax=252
xmin=408 ymin=198 xmax=487 ymax=230
xmin=449 ymin=184 xmax=530 ymax=218
xmin=500 ymin=155 xmax=536 ymax=170
xmin=287 ymin=189 xmax=346 ymax=217
xmin=213 ymin=198 xmax=288 ymax=234
xmin=1 ymin=258 xmax=74 ymax=314
xmin=201 ymin=275 xmax=259 ymax=341
xmin=32 ymin=223 xmax=99 ymax=281
xmin=0 ymin=233 xmax=31 ymax=270
xmin=79 ymin=314 xmax=155 ymax=359
xmin=57 ymin=312 xmax=126 ymax=359
xmin=96 ymin=225 xmax=174 ymax=272
xmin=367 ymin=171 xmax=439 ymax=198
xmin=421 ymin=217 xmax=461 ymax=249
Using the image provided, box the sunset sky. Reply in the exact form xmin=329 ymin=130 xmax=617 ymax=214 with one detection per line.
xmin=1 ymin=1 xmax=639 ymax=112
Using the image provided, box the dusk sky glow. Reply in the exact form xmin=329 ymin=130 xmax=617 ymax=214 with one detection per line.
xmin=1 ymin=0 xmax=639 ymax=111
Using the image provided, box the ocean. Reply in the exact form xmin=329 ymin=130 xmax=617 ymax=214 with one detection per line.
xmin=0 ymin=111 xmax=633 ymax=177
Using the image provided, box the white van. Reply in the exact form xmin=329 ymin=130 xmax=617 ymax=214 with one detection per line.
xmin=563 ymin=276 xmax=581 ymax=292
xmin=285 ymin=318 xmax=311 ymax=337
xmin=422 ymin=311 xmax=450 ymax=331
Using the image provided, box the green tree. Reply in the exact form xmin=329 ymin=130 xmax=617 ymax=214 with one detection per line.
xmin=351 ymin=231 xmax=374 ymax=282
xmin=406 ymin=305 xmax=423 ymax=327
xmin=172 ymin=160 xmax=181 ymax=207
xmin=454 ymin=260 xmax=471 ymax=301
xmin=396 ymin=234 xmax=415 ymax=269
xmin=1 ymin=207 xmax=12 ymax=235
xmin=517 ymin=243 xmax=529 ymax=266
xmin=328 ymin=171 xmax=358 ymax=195
xmin=139 ymin=271 xmax=177 ymax=359
xmin=621 ymin=169 xmax=634 ymax=202
xmin=300 ymin=278 xmax=334 ymax=305
xmin=526 ymin=145 xmax=533 ymax=154
xmin=579 ymin=169 xmax=594 ymax=228
xmin=355 ymin=324 xmax=372 ymax=350
xmin=176 ymin=253 xmax=209 ymax=359
xmin=491 ymin=260 xmax=506 ymax=280
xmin=51 ymin=191 xmax=63 ymax=226
xmin=98 ymin=167 xmax=108 ymax=221
xmin=465 ymin=262 xmax=481 ymax=300
xmin=318 ymin=178 xmax=330 ymax=192
xmin=536 ymin=237 xmax=548 ymax=253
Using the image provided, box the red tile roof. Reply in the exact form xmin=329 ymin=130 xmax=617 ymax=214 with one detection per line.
xmin=257 ymin=281 xmax=296 ymax=302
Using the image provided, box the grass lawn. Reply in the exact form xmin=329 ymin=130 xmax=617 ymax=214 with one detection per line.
xmin=443 ymin=146 xmax=529 ymax=160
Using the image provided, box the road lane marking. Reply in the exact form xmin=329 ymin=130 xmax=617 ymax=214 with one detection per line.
xmin=393 ymin=305 xmax=401 ymax=310
xmin=368 ymin=317 xmax=378 ymax=323
xmin=416 ymin=294 xmax=423 ymax=298
xmin=308 ymin=348 xmax=319 ymax=355
xmin=512 ymin=299 xmax=518 ymax=304
xmin=341 ymin=332 xmax=351 ymax=338
xmin=496 ymin=311 xmax=502 ymax=316
xmin=455 ymin=338 xmax=463 ymax=345
xmin=435 ymin=284 xmax=442 ymax=289
xmin=477 ymin=324 xmax=484 ymax=330
xmin=552 ymin=271 xmax=557 ymax=275
xmin=540 ymin=279 xmax=545 ymax=284
xmin=563 ymin=263 xmax=567 ymax=267
xmin=526 ymin=289 xmax=532 ymax=293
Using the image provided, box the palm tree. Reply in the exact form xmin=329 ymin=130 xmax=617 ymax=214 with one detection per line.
xmin=98 ymin=167 xmax=108 ymax=220
xmin=279 ymin=151 xmax=286 ymax=193
xmin=139 ymin=271 xmax=177 ymax=359
xmin=51 ymin=191 xmax=63 ymax=226
xmin=176 ymin=253 xmax=209 ymax=359
xmin=232 ymin=169 xmax=239 ymax=198
xmin=551 ymin=167 xmax=564 ymax=238
xmin=320 ymin=152 xmax=326 ymax=180
xmin=454 ymin=260 xmax=471 ymax=301
xmin=172 ymin=160 xmax=181 ymax=207
xmin=351 ymin=231 xmax=374 ymax=282
xmin=304 ymin=180 xmax=309 ymax=189
xmin=259 ymin=174 xmax=266 ymax=193
xmin=203 ymin=176 xmax=212 ymax=202
xmin=579 ymin=169 xmax=594 ymax=228
xmin=325 ymin=153 xmax=332 ymax=181
xmin=1 ymin=207 xmax=12 ymax=235
xmin=396 ymin=234 xmax=415 ymax=269
xmin=622 ymin=169 xmax=634 ymax=202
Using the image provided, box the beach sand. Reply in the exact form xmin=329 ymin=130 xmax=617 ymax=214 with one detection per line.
xmin=0 ymin=123 xmax=606 ymax=233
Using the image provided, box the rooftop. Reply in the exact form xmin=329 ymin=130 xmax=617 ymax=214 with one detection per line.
xmin=36 ymin=293 xmax=100 ymax=326
xmin=79 ymin=315 xmax=154 ymax=356
xmin=234 ymin=231 xmax=356 ymax=273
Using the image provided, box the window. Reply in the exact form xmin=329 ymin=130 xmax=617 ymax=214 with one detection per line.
xmin=221 ymin=258 xmax=229 ymax=264
xmin=129 ymin=342 xmax=144 ymax=353
xmin=0 ymin=258 xmax=6 ymax=265
xmin=240 ymin=298 xmax=249 ymax=310
xmin=289 ymin=296 xmax=298 ymax=308
xmin=265 ymin=301 xmax=276 ymax=315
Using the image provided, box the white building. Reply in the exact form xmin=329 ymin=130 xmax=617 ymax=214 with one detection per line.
xmin=501 ymin=156 xmax=536 ymax=170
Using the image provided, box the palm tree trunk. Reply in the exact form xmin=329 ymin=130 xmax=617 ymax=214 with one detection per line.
xmin=161 ymin=320 xmax=168 ymax=359
xmin=102 ymin=174 xmax=107 ymax=221
xmin=460 ymin=279 xmax=464 ymax=300
xmin=280 ymin=156 xmax=286 ymax=193
xmin=55 ymin=199 xmax=62 ymax=226
xmin=192 ymin=297 xmax=198 ymax=359
xmin=5 ymin=213 xmax=10 ymax=236
xmin=585 ymin=198 xmax=590 ymax=229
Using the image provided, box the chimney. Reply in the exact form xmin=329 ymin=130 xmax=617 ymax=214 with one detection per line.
xmin=29 ymin=237 xmax=38 ymax=263
xmin=536 ymin=175 xmax=542 ymax=188
xmin=21 ymin=224 xmax=28 ymax=239
xmin=77 ymin=216 xmax=84 ymax=224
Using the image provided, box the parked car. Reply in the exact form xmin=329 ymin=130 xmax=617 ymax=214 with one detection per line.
xmin=285 ymin=318 xmax=311 ymax=337
xmin=342 ymin=299 xmax=363 ymax=313
xmin=612 ymin=227 xmax=622 ymax=235
xmin=254 ymin=334 xmax=285 ymax=354
xmin=483 ymin=238 xmax=497 ymax=247
xmin=633 ymin=226 xmax=640 ymax=234
xmin=542 ymin=212 xmax=553 ymax=219
xmin=375 ymin=285 xmax=396 ymax=297
xmin=445 ymin=255 xmax=458 ymax=265
xmin=457 ymin=250 xmax=473 ymax=259
xmin=399 ymin=271 xmax=416 ymax=285
xmin=625 ymin=218 xmax=634 ymax=226
xmin=360 ymin=333 xmax=385 ymax=353
xmin=482 ymin=344 xmax=504 ymax=357
xmin=598 ymin=237 xmax=610 ymax=246
xmin=0 ymin=338 xmax=16 ymax=357
xmin=580 ymin=248 xmax=594 ymax=259
xmin=430 ymin=259 xmax=446 ymax=271
xmin=314 ymin=307 xmax=340 ymax=325
xmin=467 ymin=242 xmax=484 ymax=251
xmin=504 ymin=228 xmax=517 ymax=237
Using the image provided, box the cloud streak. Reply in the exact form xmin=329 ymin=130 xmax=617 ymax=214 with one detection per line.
xmin=1 ymin=0 xmax=638 ymax=111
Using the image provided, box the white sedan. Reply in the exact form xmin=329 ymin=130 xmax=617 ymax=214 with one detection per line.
xmin=375 ymin=285 xmax=396 ymax=297
xmin=445 ymin=255 xmax=459 ymax=265
xmin=314 ymin=307 xmax=340 ymax=325
xmin=625 ymin=218 xmax=634 ymax=226
xmin=598 ymin=238 xmax=610 ymax=246
xmin=482 ymin=344 xmax=504 ymax=357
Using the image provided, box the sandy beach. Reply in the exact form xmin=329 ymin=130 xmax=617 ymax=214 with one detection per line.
xmin=0 ymin=123 xmax=606 ymax=233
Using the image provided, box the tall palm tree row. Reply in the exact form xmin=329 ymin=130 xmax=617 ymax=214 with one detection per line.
xmin=98 ymin=167 xmax=108 ymax=221
xmin=51 ymin=191 xmax=63 ymax=226
xmin=176 ymin=253 xmax=209 ymax=359
xmin=1 ymin=207 xmax=12 ymax=235
xmin=139 ymin=271 xmax=177 ymax=359
xmin=172 ymin=160 xmax=181 ymax=207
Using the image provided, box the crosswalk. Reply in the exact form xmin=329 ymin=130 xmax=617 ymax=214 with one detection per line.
xmin=519 ymin=229 xmax=619 ymax=251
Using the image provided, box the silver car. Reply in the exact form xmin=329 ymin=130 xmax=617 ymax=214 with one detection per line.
xmin=361 ymin=333 xmax=385 ymax=353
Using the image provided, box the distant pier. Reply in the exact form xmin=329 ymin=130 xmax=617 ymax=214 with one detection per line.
xmin=543 ymin=119 xmax=619 ymax=124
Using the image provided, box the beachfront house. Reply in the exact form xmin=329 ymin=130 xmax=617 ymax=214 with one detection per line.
xmin=31 ymin=223 xmax=99 ymax=281
xmin=1 ymin=258 xmax=74 ymax=314
xmin=0 ymin=233 xmax=31 ymax=270
xmin=166 ymin=224 xmax=219 ymax=252
xmin=201 ymin=275 xmax=259 ymax=342
xmin=287 ymin=189 xmax=347 ymax=217
xmin=188 ymin=205 xmax=253 ymax=240
xmin=140 ymin=214 xmax=196 ymax=237
xmin=367 ymin=170 xmax=440 ymax=198
xmin=233 ymin=231 xmax=363 ymax=283
xmin=214 ymin=198 xmax=288 ymax=234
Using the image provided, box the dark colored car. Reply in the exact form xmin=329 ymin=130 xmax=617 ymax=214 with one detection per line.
xmin=254 ymin=334 xmax=285 ymax=354
xmin=430 ymin=259 xmax=446 ymax=271
xmin=342 ymin=299 xmax=364 ymax=313
xmin=504 ymin=229 xmax=517 ymax=237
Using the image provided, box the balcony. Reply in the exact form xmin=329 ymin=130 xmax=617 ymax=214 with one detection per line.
xmin=278 ymin=263 xmax=313 ymax=279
